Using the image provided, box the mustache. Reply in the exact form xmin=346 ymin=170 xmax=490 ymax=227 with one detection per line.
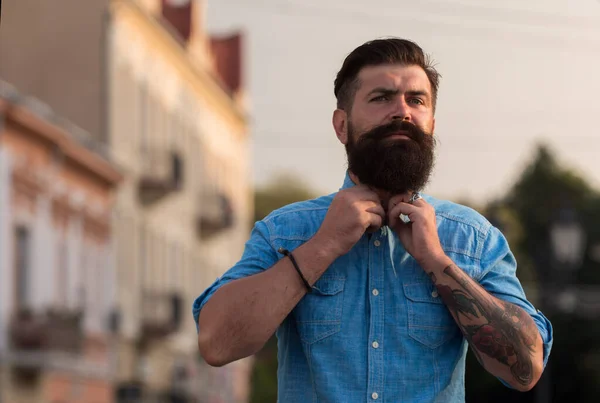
xmin=361 ymin=120 xmax=427 ymax=144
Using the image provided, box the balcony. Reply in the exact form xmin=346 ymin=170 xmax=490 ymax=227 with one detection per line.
xmin=9 ymin=308 xmax=83 ymax=352
xmin=8 ymin=308 xmax=83 ymax=381
xmin=9 ymin=309 xmax=47 ymax=351
xmin=140 ymin=291 xmax=183 ymax=345
xmin=138 ymin=148 xmax=184 ymax=204
xmin=44 ymin=309 xmax=84 ymax=353
xmin=197 ymin=189 xmax=234 ymax=238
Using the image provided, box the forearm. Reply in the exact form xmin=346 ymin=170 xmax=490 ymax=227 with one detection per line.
xmin=197 ymin=236 xmax=337 ymax=366
xmin=423 ymin=257 xmax=544 ymax=391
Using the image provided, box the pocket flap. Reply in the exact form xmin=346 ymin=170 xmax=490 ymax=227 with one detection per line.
xmin=312 ymin=277 xmax=345 ymax=296
xmin=403 ymin=282 xmax=443 ymax=304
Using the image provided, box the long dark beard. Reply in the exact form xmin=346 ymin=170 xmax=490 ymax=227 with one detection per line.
xmin=345 ymin=120 xmax=436 ymax=194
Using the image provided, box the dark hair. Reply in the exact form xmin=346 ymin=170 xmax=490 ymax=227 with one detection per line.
xmin=334 ymin=38 xmax=440 ymax=113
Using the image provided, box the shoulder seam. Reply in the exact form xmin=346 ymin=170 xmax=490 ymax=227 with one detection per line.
xmin=264 ymin=206 xmax=330 ymax=221
xmin=255 ymin=220 xmax=277 ymax=254
xmin=475 ymin=225 xmax=499 ymax=282
xmin=436 ymin=211 xmax=491 ymax=234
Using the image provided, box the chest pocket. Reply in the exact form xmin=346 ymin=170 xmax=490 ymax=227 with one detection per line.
xmin=403 ymin=282 xmax=460 ymax=349
xmin=293 ymin=276 xmax=345 ymax=345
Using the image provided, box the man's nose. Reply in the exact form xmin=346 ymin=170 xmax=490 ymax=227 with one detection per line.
xmin=391 ymin=99 xmax=411 ymax=122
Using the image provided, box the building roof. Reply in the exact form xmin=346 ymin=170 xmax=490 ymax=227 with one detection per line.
xmin=209 ymin=33 xmax=243 ymax=95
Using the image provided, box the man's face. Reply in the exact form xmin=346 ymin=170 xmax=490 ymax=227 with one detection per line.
xmin=335 ymin=64 xmax=437 ymax=195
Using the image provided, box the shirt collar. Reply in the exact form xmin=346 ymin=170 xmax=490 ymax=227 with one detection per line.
xmin=339 ymin=170 xmax=357 ymax=190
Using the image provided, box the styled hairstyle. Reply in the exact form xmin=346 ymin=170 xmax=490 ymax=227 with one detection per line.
xmin=334 ymin=38 xmax=440 ymax=112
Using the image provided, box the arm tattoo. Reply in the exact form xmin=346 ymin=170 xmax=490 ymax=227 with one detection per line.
xmin=433 ymin=264 xmax=538 ymax=387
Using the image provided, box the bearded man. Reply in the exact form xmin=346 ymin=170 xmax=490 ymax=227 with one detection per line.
xmin=193 ymin=38 xmax=553 ymax=402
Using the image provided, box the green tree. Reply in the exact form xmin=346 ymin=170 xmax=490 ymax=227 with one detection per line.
xmin=504 ymin=145 xmax=595 ymax=284
xmin=249 ymin=173 xmax=318 ymax=403
xmin=253 ymin=173 xmax=318 ymax=222
xmin=466 ymin=144 xmax=600 ymax=402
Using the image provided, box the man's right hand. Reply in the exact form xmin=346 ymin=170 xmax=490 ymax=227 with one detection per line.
xmin=313 ymin=185 xmax=385 ymax=258
xmin=197 ymin=185 xmax=383 ymax=367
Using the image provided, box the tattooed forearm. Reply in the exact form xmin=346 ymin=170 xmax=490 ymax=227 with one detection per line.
xmin=430 ymin=264 xmax=542 ymax=390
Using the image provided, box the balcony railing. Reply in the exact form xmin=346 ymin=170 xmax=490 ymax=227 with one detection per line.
xmin=8 ymin=308 xmax=84 ymax=380
xmin=9 ymin=309 xmax=47 ymax=351
xmin=45 ymin=309 xmax=84 ymax=352
xmin=140 ymin=291 xmax=183 ymax=344
xmin=138 ymin=147 xmax=183 ymax=204
xmin=9 ymin=308 xmax=83 ymax=352
xmin=197 ymin=189 xmax=234 ymax=238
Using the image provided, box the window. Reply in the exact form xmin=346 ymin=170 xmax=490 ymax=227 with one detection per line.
xmin=172 ymin=152 xmax=183 ymax=188
xmin=14 ymin=226 xmax=31 ymax=310
xmin=138 ymin=82 xmax=148 ymax=155
xmin=57 ymin=234 xmax=68 ymax=308
xmin=139 ymin=223 xmax=148 ymax=289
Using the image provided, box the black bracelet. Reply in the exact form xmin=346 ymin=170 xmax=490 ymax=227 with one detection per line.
xmin=278 ymin=247 xmax=312 ymax=293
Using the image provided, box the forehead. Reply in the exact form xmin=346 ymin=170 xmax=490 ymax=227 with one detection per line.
xmin=356 ymin=64 xmax=432 ymax=94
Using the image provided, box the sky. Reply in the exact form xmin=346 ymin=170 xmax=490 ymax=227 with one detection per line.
xmin=207 ymin=0 xmax=600 ymax=203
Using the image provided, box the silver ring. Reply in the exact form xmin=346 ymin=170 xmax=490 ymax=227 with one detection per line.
xmin=409 ymin=192 xmax=422 ymax=204
xmin=399 ymin=192 xmax=421 ymax=223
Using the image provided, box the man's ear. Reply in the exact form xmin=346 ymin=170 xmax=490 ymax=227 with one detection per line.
xmin=432 ymin=117 xmax=436 ymax=134
xmin=333 ymin=109 xmax=349 ymax=145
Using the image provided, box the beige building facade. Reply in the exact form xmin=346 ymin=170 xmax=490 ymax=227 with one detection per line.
xmin=0 ymin=1 xmax=253 ymax=402
xmin=0 ymin=83 xmax=122 ymax=403
xmin=108 ymin=1 xmax=252 ymax=402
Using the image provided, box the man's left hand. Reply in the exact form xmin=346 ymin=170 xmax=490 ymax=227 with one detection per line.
xmin=387 ymin=194 xmax=447 ymax=269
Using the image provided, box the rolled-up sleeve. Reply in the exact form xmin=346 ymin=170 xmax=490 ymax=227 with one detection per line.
xmin=192 ymin=220 xmax=278 ymax=332
xmin=477 ymin=226 xmax=553 ymax=370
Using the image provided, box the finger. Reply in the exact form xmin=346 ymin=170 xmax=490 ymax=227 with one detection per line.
xmin=350 ymin=185 xmax=381 ymax=203
xmin=388 ymin=193 xmax=430 ymax=211
xmin=388 ymin=202 xmax=420 ymax=226
xmin=388 ymin=202 xmax=404 ymax=228
xmin=388 ymin=208 xmax=400 ymax=228
xmin=389 ymin=201 xmax=419 ymax=217
xmin=361 ymin=201 xmax=385 ymax=231
xmin=388 ymin=193 xmax=411 ymax=209
xmin=409 ymin=197 xmax=428 ymax=208
xmin=388 ymin=194 xmax=431 ymax=220
xmin=365 ymin=211 xmax=384 ymax=233
xmin=365 ymin=203 xmax=386 ymax=220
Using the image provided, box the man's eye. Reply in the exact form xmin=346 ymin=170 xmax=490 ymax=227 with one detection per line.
xmin=409 ymin=98 xmax=424 ymax=105
xmin=371 ymin=95 xmax=389 ymax=102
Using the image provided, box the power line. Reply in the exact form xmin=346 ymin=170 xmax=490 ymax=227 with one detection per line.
xmin=217 ymin=0 xmax=600 ymax=50
xmin=335 ymin=0 xmax=600 ymax=31
xmin=219 ymin=0 xmax=600 ymax=30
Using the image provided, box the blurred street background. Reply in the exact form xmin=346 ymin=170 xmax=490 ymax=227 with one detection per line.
xmin=1 ymin=1 xmax=599 ymax=402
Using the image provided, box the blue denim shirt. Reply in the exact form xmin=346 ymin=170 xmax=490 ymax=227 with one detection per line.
xmin=193 ymin=172 xmax=553 ymax=403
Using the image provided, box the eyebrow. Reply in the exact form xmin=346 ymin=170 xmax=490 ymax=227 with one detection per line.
xmin=366 ymin=87 xmax=430 ymax=99
xmin=366 ymin=87 xmax=399 ymax=98
xmin=406 ymin=90 xmax=430 ymax=99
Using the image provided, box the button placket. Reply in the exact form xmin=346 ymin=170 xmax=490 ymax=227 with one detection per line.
xmin=367 ymin=230 xmax=385 ymax=403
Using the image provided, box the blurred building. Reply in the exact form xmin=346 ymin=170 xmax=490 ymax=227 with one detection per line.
xmin=0 ymin=1 xmax=253 ymax=402
xmin=0 ymin=83 xmax=122 ymax=403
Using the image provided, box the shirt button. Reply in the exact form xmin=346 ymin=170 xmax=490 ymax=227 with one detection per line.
xmin=431 ymin=290 xmax=439 ymax=298
xmin=372 ymin=341 xmax=379 ymax=349
xmin=372 ymin=289 xmax=379 ymax=296
xmin=374 ymin=240 xmax=381 ymax=247
xmin=372 ymin=392 xmax=379 ymax=400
